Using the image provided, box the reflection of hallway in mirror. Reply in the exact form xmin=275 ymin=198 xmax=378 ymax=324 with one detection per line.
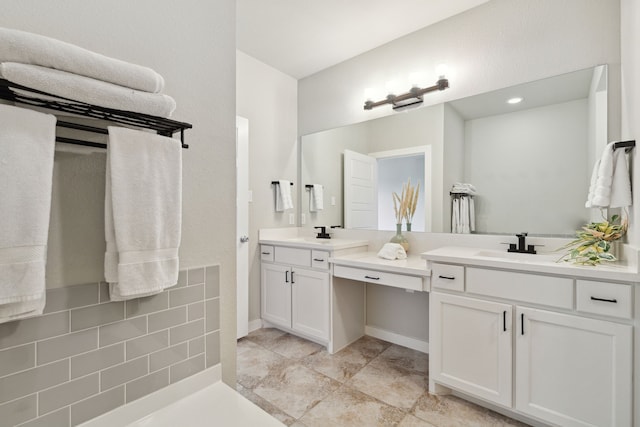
xmin=377 ymin=154 xmax=425 ymax=231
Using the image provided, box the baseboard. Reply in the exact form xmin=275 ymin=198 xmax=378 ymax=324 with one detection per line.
xmin=248 ymin=319 xmax=263 ymax=333
xmin=365 ymin=325 xmax=429 ymax=353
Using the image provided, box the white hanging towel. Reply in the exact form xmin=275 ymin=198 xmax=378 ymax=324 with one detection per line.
xmin=452 ymin=198 xmax=460 ymax=233
xmin=0 ymin=63 xmax=176 ymax=118
xmin=585 ymin=141 xmax=632 ymax=208
xmin=609 ymin=148 xmax=632 ymax=208
xmin=0 ymin=105 xmax=55 ymax=322
xmin=310 ymin=184 xmax=324 ymax=212
xmin=459 ymin=196 xmax=471 ymax=234
xmin=0 ymin=26 xmax=165 ymax=93
xmin=105 ymin=127 xmax=182 ymax=301
xmin=469 ymin=197 xmax=476 ymax=232
xmin=275 ymin=180 xmax=293 ymax=211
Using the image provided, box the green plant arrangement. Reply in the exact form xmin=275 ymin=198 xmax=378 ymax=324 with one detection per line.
xmin=557 ymin=214 xmax=627 ymax=266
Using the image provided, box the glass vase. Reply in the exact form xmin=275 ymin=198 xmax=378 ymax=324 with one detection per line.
xmin=406 ymin=222 xmax=412 ymax=232
xmin=390 ymin=224 xmax=409 ymax=253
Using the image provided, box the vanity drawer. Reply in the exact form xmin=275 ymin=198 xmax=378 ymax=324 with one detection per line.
xmin=333 ymin=265 xmax=423 ymax=291
xmin=275 ymin=247 xmax=311 ymax=267
xmin=260 ymin=245 xmax=274 ymax=262
xmin=466 ymin=268 xmax=573 ymax=309
xmin=432 ymin=263 xmax=465 ymax=292
xmin=576 ymin=280 xmax=632 ymax=319
xmin=311 ymin=250 xmax=330 ymax=270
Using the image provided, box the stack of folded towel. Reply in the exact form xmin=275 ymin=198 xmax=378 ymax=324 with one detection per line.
xmin=450 ymin=182 xmax=477 ymax=195
xmin=0 ymin=27 xmax=175 ymax=117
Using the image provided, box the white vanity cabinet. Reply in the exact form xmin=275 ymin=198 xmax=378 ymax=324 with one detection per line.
xmin=430 ymin=292 xmax=513 ymax=407
xmin=260 ymin=245 xmax=330 ymax=343
xmin=429 ymin=262 xmax=633 ymax=427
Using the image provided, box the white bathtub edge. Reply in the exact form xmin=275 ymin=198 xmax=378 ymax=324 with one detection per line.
xmin=79 ymin=364 xmax=222 ymax=427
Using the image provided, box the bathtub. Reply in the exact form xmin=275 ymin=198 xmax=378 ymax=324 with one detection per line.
xmin=79 ymin=366 xmax=284 ymax=427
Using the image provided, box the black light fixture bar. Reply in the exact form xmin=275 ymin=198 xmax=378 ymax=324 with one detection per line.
xmin=364 ymin=77 xmax=449 ymax=111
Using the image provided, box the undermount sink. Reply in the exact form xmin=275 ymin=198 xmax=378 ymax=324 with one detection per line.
xmin=474 ymin=249 xmax=559 ymax=262
xmin=284 ymin=236 xmax=333 ymax=244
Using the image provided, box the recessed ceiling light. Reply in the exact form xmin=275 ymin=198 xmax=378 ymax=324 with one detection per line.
xmin=507 ymin=97 xmax=523 ymax=104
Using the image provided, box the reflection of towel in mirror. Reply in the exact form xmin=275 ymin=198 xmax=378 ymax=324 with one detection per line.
xmin=377 ymin=243 xmax=407 ymax=260
xmin=451 ymin=183 xmax=477 ymax=194
xmin=452 ymin=196 xmax=474 ymax=234
xmin=276 ymin=180 xmax=293 ymax=211
xmin=310 ymin=184 xmax=324 ymax=212
xmin=586 ymin=142 xmax=632 ymax=208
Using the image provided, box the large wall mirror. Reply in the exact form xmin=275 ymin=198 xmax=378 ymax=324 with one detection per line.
xmin=300 ymin=65 xmax=608 ymax=236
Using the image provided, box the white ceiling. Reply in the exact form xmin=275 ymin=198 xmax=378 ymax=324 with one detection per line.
xmin=236 ymin=0 xmax=489 ymax=79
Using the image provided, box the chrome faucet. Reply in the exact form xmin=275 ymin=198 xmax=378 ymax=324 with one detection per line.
xmin=508 ymin=232 xmax=536 ymax=254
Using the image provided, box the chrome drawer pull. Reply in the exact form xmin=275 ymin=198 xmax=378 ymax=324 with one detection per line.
xmin=438 ymin=275 xmax=455 ymax=280
xmin=590 ymin=296 xmax=617 ymax=304
xmin=364 ymin=275 xmax=380 ymax=280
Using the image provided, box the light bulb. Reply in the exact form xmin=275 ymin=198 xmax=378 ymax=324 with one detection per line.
xmin=507 ymin=97 xmax=524 ymax=104
xmin=436 ymin=63 xmax=448 ymax=79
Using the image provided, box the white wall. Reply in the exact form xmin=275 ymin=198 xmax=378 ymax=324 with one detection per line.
xmin=464 ymin=99 xmax=589 ymax=235
xmin=1 ymin=0 xmax=238 ymax=384
xmin=299 ymin=0 xmax=621 ymax=137
xmin=442 ymin=103 xmax=466 ymax=232
xmin=621 ymin=0 xmax=640 ymax=247
xmin=236 ymin=51 xmax=298 ymax=324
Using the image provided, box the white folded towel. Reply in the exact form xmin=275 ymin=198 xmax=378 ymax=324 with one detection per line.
xmin=0 ymin=105 xmax=56 ymax=322
xmin=451 ymin=182 xmax=477 ymax=194
xmin=0 ymin=63 xmax=176 ymax=118
xmin=0 ymin=27 xmax=164 ymax=93
xmin=275 ymin=180 xmax=294 ymax=212
xmin=377 ymin=243 xmax=407 ymax=260
xmin=105 ymin=127 xmax=182 ymax=301
xmin=310 ymin=184 xmax=324 ymax=212
xmin=585 ymin=142 xmax=631 ymax=208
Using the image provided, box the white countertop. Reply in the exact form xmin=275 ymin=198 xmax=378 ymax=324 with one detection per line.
xmin=259 ymin=236 xmax=369 ymax=251
xmin=421 ymin=246 xmax=640 ymax=283
xmin=330 ymin=251 xmax=431 ymax=277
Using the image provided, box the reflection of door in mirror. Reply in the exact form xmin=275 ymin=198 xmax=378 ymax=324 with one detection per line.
xmin=344 ymin=149 xmax=378 ymax=229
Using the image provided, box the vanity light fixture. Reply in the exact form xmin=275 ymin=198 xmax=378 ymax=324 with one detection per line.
xmin=364 ymin=76 xmax=450 ymax=111
xmin=507 ymin=97 xmax=524 ymax=104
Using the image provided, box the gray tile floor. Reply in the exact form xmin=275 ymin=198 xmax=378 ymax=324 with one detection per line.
xmin=237 ymin=328 xmax=529 ymax=427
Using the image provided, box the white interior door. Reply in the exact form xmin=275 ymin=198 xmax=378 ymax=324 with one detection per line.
xmin=236 ymin=116 xmax=249 ymax=339
xmin=343 ymin=149 xmax=377 ymax=229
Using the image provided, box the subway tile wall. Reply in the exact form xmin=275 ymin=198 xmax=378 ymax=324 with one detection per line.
xmin=0 ymin=265 xmax=221 ymax=427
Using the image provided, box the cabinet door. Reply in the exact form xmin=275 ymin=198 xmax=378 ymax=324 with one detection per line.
xmin=291 ymin=268 xmax=330 ymax=342
xmin=430 ymin=292 xmax=512 ymax=406
xmin=516 ymin=307 xmax=632 ymax=427
xmin=261 ymin=263 xmax=292 ymax=328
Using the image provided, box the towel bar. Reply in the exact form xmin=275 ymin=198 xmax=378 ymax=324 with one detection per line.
xmin=0 ymin=79 xmax=191 ymax=149
xmin=271 ymin=181 xmax=294 ymax=186
xmin=612 ymin=140 xmax=635 ymax=153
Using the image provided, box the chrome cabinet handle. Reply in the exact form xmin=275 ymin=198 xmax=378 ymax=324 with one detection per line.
xmin=590 ymin=296 xmax=617 ymax=303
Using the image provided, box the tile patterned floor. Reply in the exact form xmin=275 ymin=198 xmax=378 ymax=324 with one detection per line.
xmin=237 ymin=328 xmax=530 ymax=427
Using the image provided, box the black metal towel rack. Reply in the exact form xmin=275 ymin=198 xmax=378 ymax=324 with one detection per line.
xmin=0 ymin=78 xmax=192 ymax=149
xmin=450 ymin=192 xmax=474 ymax=199
xmin=612 ymin=140 xmax=635 ymax=153
xmin=272 ymin=181 xmax=294 ymax=186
